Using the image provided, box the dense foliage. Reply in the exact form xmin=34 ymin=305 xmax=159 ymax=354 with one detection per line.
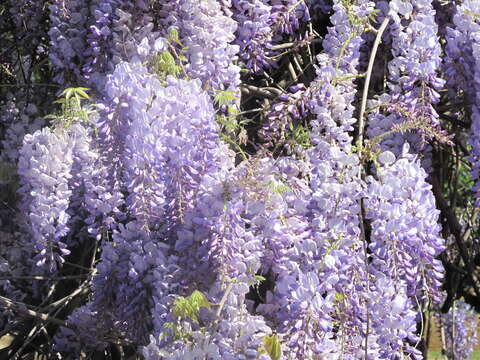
xmin=0 ymin=0 xmax=479 ymax=359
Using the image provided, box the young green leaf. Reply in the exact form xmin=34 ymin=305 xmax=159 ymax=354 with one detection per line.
xmin=263 ymin=334 xmax=282 ymax=360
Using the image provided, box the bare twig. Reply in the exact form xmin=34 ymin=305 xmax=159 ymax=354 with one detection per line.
xmin=288 ymin=62 xmax=298 ymax=82
xmin=240 ymin=85 xmax=282 ymax=99
xmin=357 ymin=16 xmax=390 ymax=153
xmin=0 ymin=295 xmax=72 ymax=328
xmin=215 ymin=282 xmax=234 ymax=318
xmin=270 ymin=37 xmax=323 ymax=51
xmin=44 ymin=280 xmax=91 ymax=310
xmin=0 ymin=274 xmax=90 ymax=281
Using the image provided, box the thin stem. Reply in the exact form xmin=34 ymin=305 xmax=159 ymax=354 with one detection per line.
xmin=216 ymin=282 xmax=234 ymax=317
xmin=0 ymin=83 xmax=61 ymax=88
xmin=288 ymin=62 xmax=298 ymax=82
xmin=0 ymin=274 xmax=90 ymax=281
xmin=360 ymin=200 xmax=370 ymax=359
xmin=270 ymin=37 xmax=322 ymax=51
xmin=240 ymin=85 xmax=282 ymax=99
xmin=357 ymin=20 xmax=391 ymax=357
xmin=357 ymin=16 xmax=390 ymax=155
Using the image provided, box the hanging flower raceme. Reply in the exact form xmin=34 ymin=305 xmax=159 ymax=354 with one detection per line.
xmin=48 ymin=0 xmax=92 ymax=86
xmin=17 ymin=127 xmax=74 ymax=272
xmin=367 ymin=0 xmax=445 ymax=168
xmin=49 ymin=0 xmax=165 ymax=91
xmin=443 ymin=1 xmax=477 ymax=107
xmin=364 ymin=147 xmax=445 ymax=302
xmin=231 ymin=0 xmax=274 ymax=73
xmin=174 ymin=0 xmax=241 ymax=93
xmin=255 ymin=0 xmax=378 ymax=357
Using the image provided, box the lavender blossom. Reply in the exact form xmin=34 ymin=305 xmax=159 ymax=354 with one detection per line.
xmin=66 ymin=123 xmax=123 ymax=240
xmin=231 ymin=0 xmax=274 ymax=72
xmin=367 ymin=0 xmax=445 ymax=168
xmin=91 ymin=222 xmax=170 ymax=343
xmin=270 ymin=0 xmax=310 ymax=38
xmin=176 ymin=0 xmax=241 ymax=93
xmin=364 ymin=147 xmax=445 ymax=302
xmin=49 ymin=0 xmax=165 ymax=91
xmin=17 ymin=127 xmax=74 ymax=272
xmin=231 ymin=0 xmax=310 ymax=73
xmin=0 ymin=98 xmax=45 ymax=164
xmin=48 ymin=0 xmax=91 ymax=86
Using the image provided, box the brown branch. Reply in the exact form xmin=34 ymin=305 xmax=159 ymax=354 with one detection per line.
xmin=270 ymin=37 xmax=323 ymax=51
xmin=0 ymin=295 xmax=72 ymax=328
xmin=240 ymin=85 xmax=282 ymax=99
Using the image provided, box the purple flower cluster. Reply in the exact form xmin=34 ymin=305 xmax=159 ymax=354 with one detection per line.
xmin=54 ymin=58 xmax=263 ymax=352
xmin=81 ymin=0 xmax=120 ymax=91
xmin=176 ymin=0 xmax=241 ymax=93
xmin=443 ymin=1 xmax=476 ymax=105
xmin=53 ymin=303 xmax=110 ymax=354
xmin=4 ymin=0 xmax=475 ymax=358
xmin=48 ymin=0 xmax=91 ymax=86
xmin=365 ymin=147 xmax=445 ymax=302
xmin=270 ymin=0 xmax=311 ymax=41
xmin=90 ymin=222 xmax=170 ymax=344
xmin=231 ymin=0 xmax=310 ymax=73
xmin=367 ymin=0 xmax=444 ymax=166
xmin=0 ymin=1 xmax=52 ymax=167
xmin=231 ymin=0 xmax=274 ymax=72
xmin=259 ymin=83 xmax=313 ymax=147
xmin=17 ymin=127 xmax=74 ymax=272
xmin=0 ymin=98 xmax=45 ymax=164
xmin=310 ymin=0 xmax=374 ymax=147
xmin=48 ymin=0 xmax=165 ymax=91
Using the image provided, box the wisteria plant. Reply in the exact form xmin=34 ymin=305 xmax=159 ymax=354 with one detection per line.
xmin=0 ymin=0 xmax=479 ymax=359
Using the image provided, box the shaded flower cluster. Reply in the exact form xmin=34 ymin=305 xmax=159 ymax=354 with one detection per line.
xmin=436 ymin=298 xmax=479 ymax=360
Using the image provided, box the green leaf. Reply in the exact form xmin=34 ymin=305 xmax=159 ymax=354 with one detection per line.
xmin=61 ymin=88 xmax=74 ymax=100
xmin=189 ymin=290 xmax=212 ymax=310
xmin=58 ymin=87 xmax=90 ymax=102
xmin=257 ymin=346 xmax=266 ymax=358
xmin=253 ymin=275 xmax=266 ymax=284
xmin=334 ymin=292 xmax=345 ymax=303
xmin=263 ymin=334 xmax=282 ymax=360
xmin=154 ymin=51 xmax=182 ymax=78
xmin=53 ymin=98 xmax=66 ymax=105
xmin=213 ymin=90 xmax=238 ymax=106
xmin=74 ymin=87 xmax=90 ymax=100
xmin=168 ymin=28 xmax=182 ymax=45
xmin=171 ymin=290 xmax=212 ymax=323
xmin=268 ymin=180 xmax=291 ymax=195
xmin=161 ymin=321 xmax=189 ymax=341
